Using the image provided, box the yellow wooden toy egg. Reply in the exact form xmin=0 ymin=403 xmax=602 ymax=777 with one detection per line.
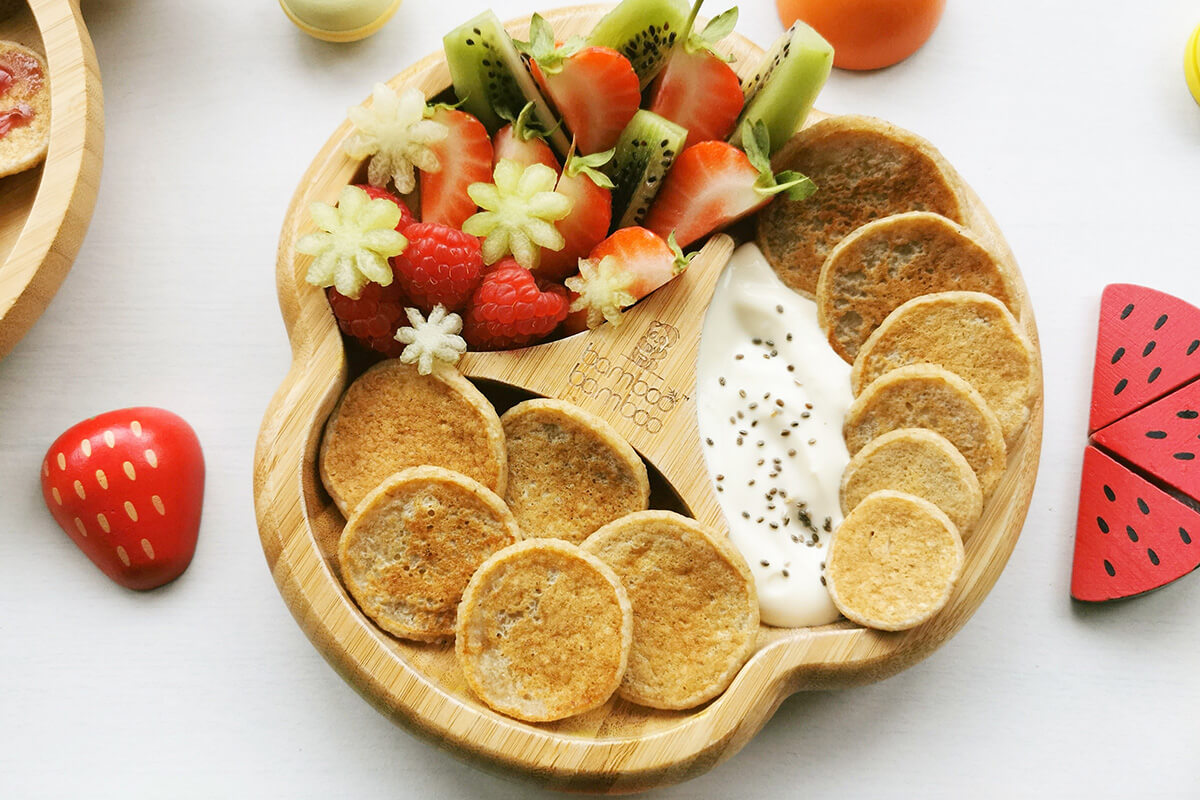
xmin=1186 ymin=22 xmax=1200 ymax=107
xmin=279 ymin=0 xmax=401 ymax=42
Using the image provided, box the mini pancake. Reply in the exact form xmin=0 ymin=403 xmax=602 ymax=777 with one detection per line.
xmin=843 ymin=365 xmax=1006 ymax=498
xmin=825 ymin=490 xmax=964 ymax=631
xmin=851 ymin=291 xmax=1038 ymax=445
xmin=582 ymin=511 xmax=758 ymax=710
xmin=501 ymin=399 xmax=649 ymax=544
xmin=455 ymin=538 xmax=633 ymax=722
xmin=816 ymin=212 xmax=1020 ymax=363
xmin=0 ymin=41 xmax=50 ymax=179
xmin=840 ymin=428 xmax=983 ymax=538
xmin=756 ymin=115 xmax=967 ymax=297
xmin=337 ymin=466 xmax=520 ymax=642
xmin=319 ymin=360 xmax=506 ymax=516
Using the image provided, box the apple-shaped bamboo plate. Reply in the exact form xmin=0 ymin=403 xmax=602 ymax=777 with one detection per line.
xmin=254 ymin=5 xmax=1043 ymax=793
xmin=0 ymin=0 xmax=102 ymax=360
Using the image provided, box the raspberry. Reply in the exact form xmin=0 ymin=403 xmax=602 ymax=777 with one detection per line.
xmin=327 ymin=281 xmax=409 ymax=357
xmin=390 ymin=222 xmax=485 ymax=314
xmin=463 ymin=260 xmax=569 ymax=350
xmin=356 ymin=184 xmax=417 ymax=231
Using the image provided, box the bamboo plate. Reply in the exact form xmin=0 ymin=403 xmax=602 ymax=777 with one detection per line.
xmin=254 ymin=5 xmax=1043 ymax=793
xmin=0 ymin=0 xmax=103 ymax=360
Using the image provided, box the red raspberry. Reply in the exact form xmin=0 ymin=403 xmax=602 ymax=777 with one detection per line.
xmin=463 ymin=260 xmax=569 ymax=350
xmin=390 ymin=222 xmax=484 ymax=314
xmin=327 ymin=281 xmax=408 ymax=357
xmin=356 ymin=184 xmax=416 ymax=231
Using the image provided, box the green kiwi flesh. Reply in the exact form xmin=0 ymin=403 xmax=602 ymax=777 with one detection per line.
xmin=607 ymin=110 xmax=688 ymax=229
xmin=444 ymin=10 xmax=569 ymax=154
xmin=587 ymin=0 xmax=690 ymax=88
xmin=732 ymin=21 xmax=833 ymax=155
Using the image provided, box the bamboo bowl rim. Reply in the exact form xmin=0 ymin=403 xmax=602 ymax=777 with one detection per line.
xmin=0 ymin=0 xmax=103 ymax=360
xmin=253 ymin=5 xmax=1043 ymax=792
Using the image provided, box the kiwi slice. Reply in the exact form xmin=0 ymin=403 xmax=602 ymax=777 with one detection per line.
xmin=444 ymin=10 xmax=569 ymax=154
xmin=732 ymin=21 xmax=833 ymax=156
xmin=587 ymin=0 xmax=690 ymax=88
xmin=607 ymin=110 xmax=688 ymax=229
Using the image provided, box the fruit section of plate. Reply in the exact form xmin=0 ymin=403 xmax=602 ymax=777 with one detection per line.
xmin=296 ymin=0 xmax=833 ymax=355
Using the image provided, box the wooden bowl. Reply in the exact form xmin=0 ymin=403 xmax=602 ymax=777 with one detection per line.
xmin=0 ymin=0 xmax=103 ymax=360
xmin=254 ymin=5 xmax=1043 ymax=793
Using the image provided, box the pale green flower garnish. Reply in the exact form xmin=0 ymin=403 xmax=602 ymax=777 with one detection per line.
xmin=345 ymin=84 xmax=448 ymax=193
xmin=297 ymin=185 xmax=408 ymax=299
xmin=565 ymin=257 xmax=637 ymax=329
xmin=394 ymin=305 xmax=467 ymax=375
xmin=462 ymin=159 xmax=572 ymax=270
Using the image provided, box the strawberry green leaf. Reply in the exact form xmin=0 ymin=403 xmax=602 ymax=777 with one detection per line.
xmin=298 ymin=186 xmax=408 ymax=299
xmin=774 ymin=170 xmax=818 ymax=201
xmin=697 ymin=7 xmax=738 ymax=51
xmin=666 ymin=231 xmax=695 ymax=274
xmin=563 ymin=148 xmax=616 ymax=189
xmin=514 ymin=14 xmax=584 ymax=74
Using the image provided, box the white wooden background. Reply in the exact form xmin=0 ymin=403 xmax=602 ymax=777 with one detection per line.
xmin=2 ymin=0 xmax=1199 ymax=796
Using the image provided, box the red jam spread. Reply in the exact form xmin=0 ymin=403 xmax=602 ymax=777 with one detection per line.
xmin=0 ymin=102 xmax=33 ymax=137
xmin=0 ymin=49 xmax=44 ymax=139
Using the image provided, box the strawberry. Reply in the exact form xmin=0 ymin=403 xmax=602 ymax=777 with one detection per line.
xmin=643 ymin=120 xmax=816 ymax=248
xmin=565 ymin=227 xmax=692 ymax=329
xmin=518 ymin=15 xmax=640 ymax=155
xmin=327 ymin=282 xmax=409 ymax=357
xmin=41 ymin=408 xmax=205 ymax=591
xmin=419 ymin=106 xmax=493 ymax=229
xmin=358 ymin=184 xmax=417 ymax=229
xmin=463 ymin=259 xmax=570 ymax=350
xmin=492 ymin=102 xmax=560 ymax=172
xmin=390 ymin=221 xmax=484 ymax=313
xmin=536 ymin=148 xmax=614 ymax=282
xmin=647 ymin=3 xmax=744 ymax=148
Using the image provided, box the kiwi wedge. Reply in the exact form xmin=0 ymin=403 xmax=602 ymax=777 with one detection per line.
xmin=607 ymin=110 xmax=688 ymax=229
xmin=587 ymin=0 xmax=690 ymax=88
xmin=732 ymin=21 xmax=833 ymax=155
xmin=444 ymin=10 xmax=569 ymax=154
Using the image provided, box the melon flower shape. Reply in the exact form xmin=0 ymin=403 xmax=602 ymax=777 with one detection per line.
xmin=394 ymin=305 xmax=467 ymax=375
xmin=345 ymin=84 xmax=449 ymax=193
xmin=297 ymin=185 xmax=409 ymax=299
xmin=463 ymin=159 xmax=572 ymax=270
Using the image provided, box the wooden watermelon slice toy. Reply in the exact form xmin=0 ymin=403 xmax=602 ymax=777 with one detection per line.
xmin=1074 ymin=284 xmax=1200 ymax=601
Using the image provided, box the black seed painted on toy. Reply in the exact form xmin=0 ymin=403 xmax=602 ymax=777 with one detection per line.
xmin=1104 ymin=559 xmax=1116 ymax=576
xmin=1112 ymin=347 xmax=1125 ymax=364
xmin=1126 ymin=525 xmax=1138 ymax=542
xmin=1147 ymin=430 xmax=1168 ymax=438
xmin=1138 ymin=498 xmax=1150 ymax=514
xmin=1114 ymin=378 xmax=1128 ymax=395
xmin=1149 ymin=367 xmax=1162 ymax=383
xmin=1148 ymin=548 xmax=1160 ymax=566
xmin=1174 ymin=452 xmax=1195 ymax=460
xmin=1104 ymin=484 xmax=1116 ymax=501
xmin=1121 ymin=303 xmax=1135 ymax=320
xmin=1098 ymin=516 xmax=1109 ymax=533
xmin=1155 ymin=314 xmax=1169 ymax=330
xmin=1181 ymin=527 xmax=1192 ymax=545
xmin=1179 ymin=410 xmax=1199 ymax=419
xmin=1189 ymin=340 xmax=1199 ymax=355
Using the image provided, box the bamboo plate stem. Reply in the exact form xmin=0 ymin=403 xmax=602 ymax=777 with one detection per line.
xmin=254 ymin=5 xmax=1043 ymax=792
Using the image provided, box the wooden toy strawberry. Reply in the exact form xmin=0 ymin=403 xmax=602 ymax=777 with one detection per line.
xmin=41 ymin=408 xmax=205 ymax=590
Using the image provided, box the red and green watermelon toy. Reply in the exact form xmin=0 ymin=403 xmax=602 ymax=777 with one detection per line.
xmin=1073 ymin=284 xmax=1200 ymax=601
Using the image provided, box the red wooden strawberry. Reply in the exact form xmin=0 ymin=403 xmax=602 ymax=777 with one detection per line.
xmin=41 ymin=408 xmax=205 ymax=590
xmin=1088 ymin=284 xmax=1200 ymax=433
xmin=419 ymin=105 xmax=493 ymax=229
xmin=518 ymin=15 xmax=641 ymax=155
xmin=643 ymin=120 xmax=816 ymax=248
xmin=1072 ymin=446 xmax=1200 ymax=601
xmin=647 ymin=3 xmax=744 ymax=149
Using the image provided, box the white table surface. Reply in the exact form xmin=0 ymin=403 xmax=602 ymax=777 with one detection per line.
xmin=3 ymin=0 xmax=1199 ymax=796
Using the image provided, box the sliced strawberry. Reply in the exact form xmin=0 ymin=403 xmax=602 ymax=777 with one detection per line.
xmin=647 ymin=3 xmax=743 ymax=148
xmin=565 ymin=227 xmax=692 ymax=329
xmin=537 ymin=148 xmax=614 ymax=282
xmin=518 ymin=15 xmax=640 ymax=155
xmin=644 ymin=120 xmax=816 ymax=248
xmin=419 ymin=106 xmax=493 ymax=229
xmin=492 ymin=101 xmax=559 ymax=172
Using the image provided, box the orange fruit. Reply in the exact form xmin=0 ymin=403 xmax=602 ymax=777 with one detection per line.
xmin=776 ymin=0 xmax=947 ymax=71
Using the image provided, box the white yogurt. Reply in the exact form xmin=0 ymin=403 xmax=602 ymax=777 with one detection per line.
xmin=696 ymin=244 xmax=853 ymax=627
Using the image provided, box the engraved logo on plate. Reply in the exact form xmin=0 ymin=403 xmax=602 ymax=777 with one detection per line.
xmin=566 ymin=322 xmax=684 ymax=433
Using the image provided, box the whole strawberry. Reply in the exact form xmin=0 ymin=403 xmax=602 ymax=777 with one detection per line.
xmin=41 ymin=408 xmax=205 ymax=590
xmin=391 ymin=222 xmax=485 ymax=314
xmin=327 ymin=281 xmax=409 ymax=357
xmin=463 ymin=260 xmax=569 ymax=350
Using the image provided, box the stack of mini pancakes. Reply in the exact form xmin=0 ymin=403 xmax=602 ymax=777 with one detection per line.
xmin=758 ymin=115 xmax=1040 ymax=631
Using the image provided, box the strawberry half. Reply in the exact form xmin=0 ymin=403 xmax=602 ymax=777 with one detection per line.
xmin=537 ymin=148 xmax=614 ymax=282
xmin=492 ymin=102 xmax=560 ymax=172
xmin=518 ymin=15 xmax=640 ymax=155
xmin=41 ymin=408 xmax=205 ymax=590
xmin=648 ymin=3 xmax=744 ymax=148
xmin=565 ymin=227 xmax=692 ymax=329
xmin=643 ymin=120 xmax=817 ymax=248
xmin=419 ymin=106 xmax=493 ymax=229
